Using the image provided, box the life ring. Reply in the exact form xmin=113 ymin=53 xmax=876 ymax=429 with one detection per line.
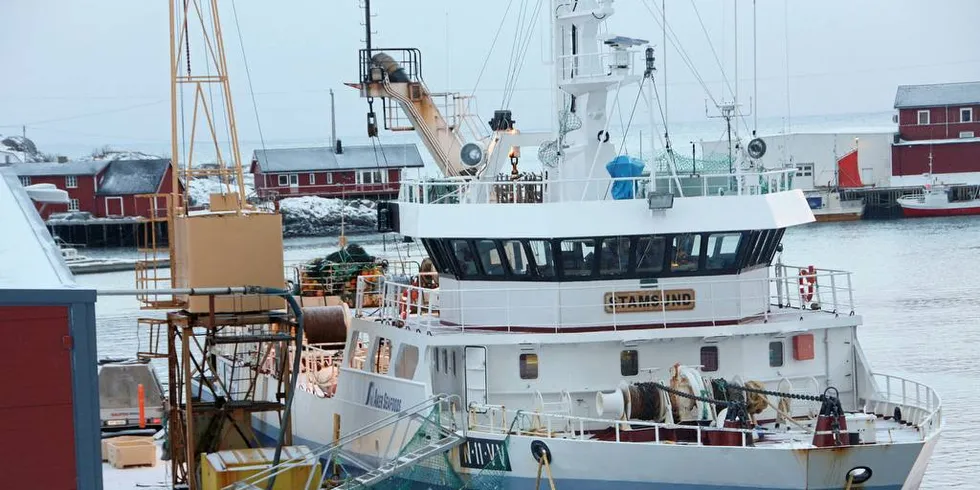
xmin=797 ymin=266 xmax=817 ymax=303
xmin=597 ymin=130 xmax=610 ymax=143
xmin=399 ymin=279 xmax=420 ymax=320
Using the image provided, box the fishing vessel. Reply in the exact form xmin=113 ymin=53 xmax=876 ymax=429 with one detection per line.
xmin=222 ymin=2 xmax=942 ymax=489
xmin=803 ymin=147 xmax=865 ymax=222
xmin=897 ymin=151 xmax=980 ymax=217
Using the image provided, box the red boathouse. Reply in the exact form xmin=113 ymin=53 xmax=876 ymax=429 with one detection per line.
xmin=891 ymin=81 xmax=980 ymax=186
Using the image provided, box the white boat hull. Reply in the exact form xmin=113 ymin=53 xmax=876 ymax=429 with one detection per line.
xmin=249 ymin=375 xmax=937 ymax=490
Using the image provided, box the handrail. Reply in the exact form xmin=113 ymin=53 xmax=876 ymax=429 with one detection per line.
xmin=364 ymin=266 xmax=854 ymax=333
xmin=397 ymin=168 xmax=797 ymax=204
xmin=864 ymin=373 xmax=942 ymax=439
xmin=468 ymin=404 xmax=756 ymax=447
xmin=224 ymin=393 xmax=464 ymax=490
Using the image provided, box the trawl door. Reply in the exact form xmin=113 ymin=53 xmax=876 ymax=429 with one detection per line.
xmin=464 ymin=346 xmax=488 ymax=408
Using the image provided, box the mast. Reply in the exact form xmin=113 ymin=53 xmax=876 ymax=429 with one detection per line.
xmin=330 ymin=88 xmax=337 ymax=149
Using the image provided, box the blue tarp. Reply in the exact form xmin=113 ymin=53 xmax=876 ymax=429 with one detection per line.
xmin=606 ymin=155 xmax=646 ymax=199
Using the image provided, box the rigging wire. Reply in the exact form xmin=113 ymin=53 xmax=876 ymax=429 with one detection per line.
xmin=640 ymin=0 xmax=719 ymax=109
xmin=469 ymin=0 xmax=516 ymax=100
xmin=231 ymin=0 xmax=268 ymax=184
xmin=501 ymin=0 xmax=542 ymax=109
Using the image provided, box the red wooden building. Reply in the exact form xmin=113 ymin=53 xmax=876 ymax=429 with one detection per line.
xmin=892 ymin=81 xmax=980 ymax=186
xmin=8 ymin=158 xmax=178 ymax=220
xmin=0 ymin=168 xmax=102 ymax=489
xmin=250 ymin=141 xmax=424 ymax=200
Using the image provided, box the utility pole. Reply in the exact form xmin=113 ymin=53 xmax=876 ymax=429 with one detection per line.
xmin=330 ymin=89 xmax=337 ymax=150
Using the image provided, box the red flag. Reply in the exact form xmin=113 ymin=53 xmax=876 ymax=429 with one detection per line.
xmin=837 ymin=149 xmax=863 ymax=188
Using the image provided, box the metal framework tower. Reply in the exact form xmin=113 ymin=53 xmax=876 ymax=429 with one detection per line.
xmin=132 ymin=2 xmax=292 ymax=489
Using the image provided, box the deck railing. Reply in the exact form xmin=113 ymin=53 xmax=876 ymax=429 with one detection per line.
xmin=863 ymin=373 xmax=942 ymax=440
xmin=467 ymin=404 xmax=756 ymax=447
xmin=397 ymin=169 xmax=796 ymax=205
xmin=355 ymin=264 xmax=854 ymax=333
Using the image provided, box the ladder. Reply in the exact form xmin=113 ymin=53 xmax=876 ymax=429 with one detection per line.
xmin=222 ymin=394 xmax=464 ymax=490
xmin=333 ymin=433 xmax=465 ymax=489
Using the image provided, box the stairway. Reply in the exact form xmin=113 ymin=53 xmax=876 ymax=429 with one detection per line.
xmin=333 ymin=433 xmax=466 ymax=489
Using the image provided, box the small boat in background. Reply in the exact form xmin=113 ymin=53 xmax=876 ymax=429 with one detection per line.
xmin=897 ymin=178 xmax=980 ymax=217
xmin=805 ymin=189 xmax=865 ymax=222
xmin=897 ymin=150 xmax=980 ymax=218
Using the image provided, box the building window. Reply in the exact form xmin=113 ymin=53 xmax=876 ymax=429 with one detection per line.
xmin=621 ymin=350 xmax=639 ymax=376
xmin=309 ymin=172 xmax=316 ymax=185
xmin=278 ymin=174 xmax=298 ymax=187
xmin=917 ymin=110 xmax=930 ymax=125
xmin=671 ymin=234 xmax=702 ymax=272
xmin=68 ymin=199 xmax=79 ymax=212
xmin=394 ymin=343 xmax=419 ymax=380
xmin=519 ymin=353 xmax=538 ymax=379
xmin=769 ymin=341 xmax=784 ymax=367
xmin=358 ymin=169 xmax=384 ymax=185
xmin=700 ymin=346 xmax=719 ymax=372
xmin=960 ymin=131 xmax=976 ymax=139
xmin=794 ymin=164 xmax=813 ymax=177
xmin=326 ymin=173 xmax=334 ymax=184
xmin=961 ymin=108 xmax=974 ymax=123
xmin=19 ymin=176 xmax=30 ymax=186
xmin=66 ymin=175 xmax=78 ymax=188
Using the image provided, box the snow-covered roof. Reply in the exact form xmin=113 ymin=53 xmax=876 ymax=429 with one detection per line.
xmin=252 ymin=143 xmax=425 ymax=173
xmin=97 ymin=159 xmax=170 ymax=195
xmin=8 ymin=160 xmax=109 ymax=177
xmin=0 ymin=168 xmax=77 ymax=289
xmin=894 ymin=81 xmax=980 ymax=109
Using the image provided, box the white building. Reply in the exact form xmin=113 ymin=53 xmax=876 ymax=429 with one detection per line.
xmin=700 ymin=131 xmax=894 ymax=190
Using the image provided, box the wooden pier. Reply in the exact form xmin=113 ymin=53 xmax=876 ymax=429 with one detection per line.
xmin=45 ymin=219 xmax=168 ymax=249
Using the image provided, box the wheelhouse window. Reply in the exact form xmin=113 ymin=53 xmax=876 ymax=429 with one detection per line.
xmin=519 ymin=353 xmax=538 ymax=379
xmin=705 ymin=232 xmax=742 ymax=270
xmin=671 ymin=234 xmax=702 ymax=272
xmin=502 ymin=240 xmax=531 ymax=276
xmin=527 ymin=240 xmax=555 ymax=277
xmin=559 ymin=238 xmax=596 ymax=277
xmin=634 ymin=236 xmax=665 ymax=275
xmin=621 ymin=350 xmax=639 ymax=376
xmin=476 ymin=239 xmax=507 ymax=276
xmin=917 ymin=110 xmax=930 ymax=125
xmin=769 ymin=341 xmax=784 ymax=367
xmin=450 ymin=240 xmax=479 ymax=276
xmin=700 ymin=346 xmax=719 ymax=372
xmin=961 ymin=107 xmax=973 ymax=123
xmin=599 ymin=236 xmax=631 ymax=276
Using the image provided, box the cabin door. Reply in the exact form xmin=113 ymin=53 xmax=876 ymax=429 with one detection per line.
xmin=464 ymin=346 xmax=488 ymax=408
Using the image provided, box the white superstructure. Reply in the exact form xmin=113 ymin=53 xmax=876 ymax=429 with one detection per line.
xmin=231 ymin=2 xmax=941 ymax=489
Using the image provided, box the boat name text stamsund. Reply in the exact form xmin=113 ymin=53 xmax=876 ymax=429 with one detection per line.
xmin=603 ymin=289 xmax=696 ymax=313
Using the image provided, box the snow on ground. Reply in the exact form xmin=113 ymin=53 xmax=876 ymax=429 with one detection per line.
xmin=279 ymin=196 xmax=377 ymax=237
xmin=186 ymin=174 xmax=256 ymax=206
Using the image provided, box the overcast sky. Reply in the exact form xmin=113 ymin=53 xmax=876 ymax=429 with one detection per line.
xmin=2 ymin=0 xmax=978 ymax=160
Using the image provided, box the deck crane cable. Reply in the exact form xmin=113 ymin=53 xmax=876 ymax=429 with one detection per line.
xmin=500 ymin=0 xmax=528 ymax=109
xmin=199 ymin=0 xmax=231 ymax=192
xmin=501 ymin=0 xmax=542 ymax=110
xmin=231 ymin=0 xmax=269 ymax=198
xmin=688 ymin=0 xmax=752 ymax=138
xmin=639 ymin=0 xmax=719 ymax=108
xmin=468 ymin=0 xmax=516 ymax=101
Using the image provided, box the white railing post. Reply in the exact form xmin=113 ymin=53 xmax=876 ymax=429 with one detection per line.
xmin=829 ymin=272 xmax=838 ymax=312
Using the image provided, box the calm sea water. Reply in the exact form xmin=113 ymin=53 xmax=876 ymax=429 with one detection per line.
xmin=79 ymin=219 xmax=978 ymax=488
